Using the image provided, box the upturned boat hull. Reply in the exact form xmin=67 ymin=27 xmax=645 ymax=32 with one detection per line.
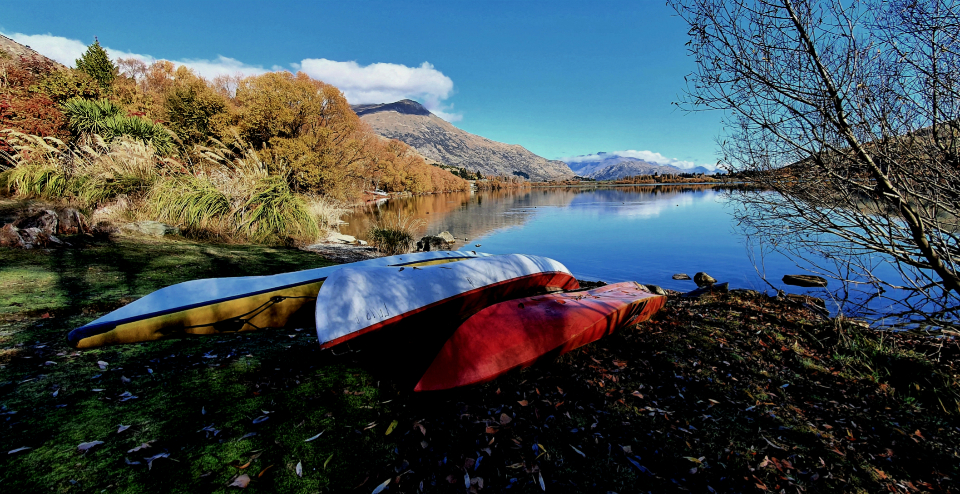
xmin=415 ymin=282 xmax=666 ymax=391
xmin=315 ymin=254 xmax=579 ymax=349
xmin=67 ymin=250 xmax=487 ymax=349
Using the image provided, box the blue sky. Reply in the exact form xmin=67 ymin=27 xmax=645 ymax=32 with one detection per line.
xmin=1 ymin=0 xmax=723 ymax=168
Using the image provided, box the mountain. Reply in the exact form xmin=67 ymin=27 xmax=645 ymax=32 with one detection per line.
xmin=564 ymin=152 xmax=714 ymax=180
xmin=0 ymin=34 xmax=65 ymax=67
xmin=565 ymin=153 xmax=685 ymax=180
xmin=353 ymin=100 xmax=574 ymax=181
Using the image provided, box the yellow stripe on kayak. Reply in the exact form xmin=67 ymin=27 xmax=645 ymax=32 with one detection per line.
xmin=73 ymin=255 xmax=469 ymax=349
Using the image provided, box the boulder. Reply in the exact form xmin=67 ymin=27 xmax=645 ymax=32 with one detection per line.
xmin=782 ymin=274 xmax=828 ymax=288
xmin=17 ymin=227 xmax=50 ymax=249
xmin=684 ymin=282 xmax=729 ymax=299
xmin=55 ymin=208 xmax=89 ymax=234
xmin=730 ymin=288 xmax=762 ymax=298
xmin=122 ymin=221 xmax=180 ymax=237
xmin=643 ymin=284 xmax=668 ymax=296
xmin=0 ymin=224 xmax=24 ymax=248
xmin=416 ymin=235 xmax=453 ymax=252
xmin=672 ymin=273 xmax=692 ymax=280
xmin=437 ymin=231 xmax=455 ymax=243
xmin=326 ymin=232 xmax=357 ymax=244
xmin=694 ymin=272 xmax=717 ymax=287
xmin=14 ymin=209 xmax=58 ymax=236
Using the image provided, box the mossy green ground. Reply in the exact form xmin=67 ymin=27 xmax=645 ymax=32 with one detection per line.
xmin=1 ymin=234 xmax=958 ymax=493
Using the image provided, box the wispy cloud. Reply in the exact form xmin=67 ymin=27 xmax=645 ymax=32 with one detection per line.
xmin=561 ymin=150 xmax=715 ymax=170
xmin=3 ymin=31 xmax=462 ymax=121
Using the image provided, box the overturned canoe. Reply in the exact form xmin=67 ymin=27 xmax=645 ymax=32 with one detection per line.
xmin=315 ymin=254 xmax=579 ymax=349
xmin=415 ymin=282 xmax=666 ymax=391
xmin=67 ymin=250 xmax=487 ymax=349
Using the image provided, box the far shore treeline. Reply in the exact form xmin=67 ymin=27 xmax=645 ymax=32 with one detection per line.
xmin=0 ymin=40 xmax=469 ymax=244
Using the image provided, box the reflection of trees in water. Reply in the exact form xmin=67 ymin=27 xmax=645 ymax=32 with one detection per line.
xmin=340 ymin=185 xmax=736 ymax=243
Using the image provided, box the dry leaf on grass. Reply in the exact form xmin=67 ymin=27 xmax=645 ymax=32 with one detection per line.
xmin=228 ymin=474 xmax=250 ymax=488
xmin=372 ymin=478 xmax=391 ymax=494
xmin=78 ymin=441 xmax=103 ymax=452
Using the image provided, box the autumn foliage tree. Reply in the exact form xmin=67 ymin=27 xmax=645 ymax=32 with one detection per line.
xmin=2 ymin=40 xmax=467 ymax=205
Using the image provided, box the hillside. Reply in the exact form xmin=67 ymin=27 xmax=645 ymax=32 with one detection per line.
xmin=354 ymin=100 xmax=574 ymax=181
xmin=565 ymin=152 xmax=714 ymax=180
xmin=0 ymin=34 xmax=64 ymax=67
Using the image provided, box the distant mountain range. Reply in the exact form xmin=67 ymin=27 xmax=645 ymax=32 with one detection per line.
xmin=564 ymin=152 xmax=714 ymax=180
xmin=352 ymin=100 xmax=574 ymax=181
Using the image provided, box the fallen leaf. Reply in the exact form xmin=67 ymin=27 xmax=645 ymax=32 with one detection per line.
xmin=500 ymin=413 xmax=512 ymax=425
xmin=238 ymin=461 xmax=251 ymax=469
xmin=228 ymin=474 xmax=251 ymax=488
xmin=518 ymin=400 xmax=529 ymax=406
xmin=78 ymin=441 xmax=104 ymax=452
xmin=97 ymin=361 xmax=108 ymax=370
xmin=304 ymin=431 xmax=324 ymax=442
xmin=252 ymin=415 xmax=269 ymax=424
xmin=570 ymin=445 xmax=586 ymax=457
xmin=385 ymin=420 xmax=398 ymax=435
xmin=631 ymin=391 xmax=644 ymax=398
xmin=121 ymin=376 xmax=131 ymax=384
xmin=485 ymin=426 xmax=499 ymax=434
xmin=372 ymin=478 xmax=391 ymax=494
xmin=117 ymin=425 xmax=131 ymax=433
xmin=538 ymin=472 xmax=546 ymax=491
xmin=52 ymin=389 xmax=59 ymax=397
xmin=8 ymin=446 xmax=31 ymax=454
xmin=258 ymin=465 xmax=274 ymax=477
xmin=128 ymin=442 xmax=154 ymax=453
xmin=684 ymin=456 xmax=703 ymax=464
xmin=295 ymin=461 xmax=303 ymax=477
xmin=324 ymin=453 xmax=334 ymax=470
xmin=144 ymin=452 xmax=169 ymax=470
xmin=363 ymin=421 xmax=377 ymax=430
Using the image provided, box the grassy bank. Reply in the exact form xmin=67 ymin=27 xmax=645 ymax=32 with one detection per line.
xmin=0 ymin=236 xmax=958 ymax=493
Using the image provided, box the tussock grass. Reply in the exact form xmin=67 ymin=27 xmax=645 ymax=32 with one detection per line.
xmin=148 ymin=175 xmax=231 ymax=235
xmin=368 ymin=211 xmax=424 ymax=255
xmin=1 ymin=131 xmax=345 ymax=244
xmin=6 ymin=163 xmax=70 ymax=199
xmin=237 ymin=175 xmax=318 ymax=243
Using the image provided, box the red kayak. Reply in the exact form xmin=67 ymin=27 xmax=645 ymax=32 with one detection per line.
xmin=415 ymin=282 xmax=666 ymax=391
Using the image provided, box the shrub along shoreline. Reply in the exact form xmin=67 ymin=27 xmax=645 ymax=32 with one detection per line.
xmin=0 ymin=234 xmax=956 ymax=492
xmin=1 ymin=41 xmax=469 ymax=245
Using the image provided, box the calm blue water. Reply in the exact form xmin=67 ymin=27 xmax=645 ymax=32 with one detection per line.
xmin=343 ymin=185 xmax=906 ymax=317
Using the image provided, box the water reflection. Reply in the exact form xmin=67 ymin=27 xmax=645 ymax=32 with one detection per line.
xmin=341 ymin=185 xmax=730 ymax=247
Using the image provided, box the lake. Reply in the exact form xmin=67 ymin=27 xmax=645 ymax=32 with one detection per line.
xmin=341 ymin=185 xmax=903 ymax=318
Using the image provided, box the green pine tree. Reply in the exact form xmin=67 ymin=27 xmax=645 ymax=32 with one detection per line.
xmin=75 ymin=38 xmax=117 ymax=89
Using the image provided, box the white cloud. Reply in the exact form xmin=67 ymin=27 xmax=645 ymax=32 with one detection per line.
xmin=298 ymin=59 xmax=460 ymax=120
xmin=562 ymin=149 xmax=716 ymax=171
xmin=1 ymin=31 xmax=269 ymax=80
xmin=2 ymin=31 xmax=461 ymax=120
